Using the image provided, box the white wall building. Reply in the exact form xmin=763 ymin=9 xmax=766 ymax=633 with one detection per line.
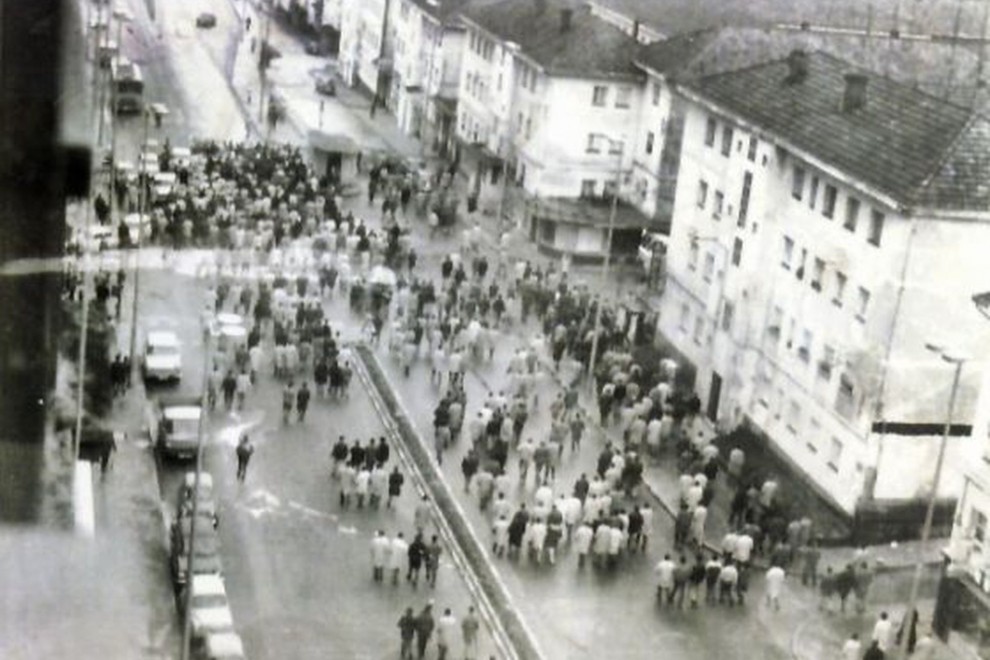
xmin=661 ymin=50 xmax=990 ymax=518
xmin=457 ymin=0 xmax=652 ymax=259
xmin=338 ymin=0 xmax=395 ymax=95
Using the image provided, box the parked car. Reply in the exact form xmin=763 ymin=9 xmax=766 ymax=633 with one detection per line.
xmin=181 ymin=574 xmax=234 ymax=639
xmin=195 ymin=12 xmax=217 ymax=28
xmin=142 ymin=330 xmax=182 ymax=383
xmin=170 ymin=515 xmax=222 ymax=588
xmin=199 ymin=631 xmax=246 ymax=660
xmin=178 ymin=472 xmax=219 ymax=528
xmin=149 ymin=394 xmax=202 ymax=459
xmin=315 ymin=76 xmax=336 ymax=96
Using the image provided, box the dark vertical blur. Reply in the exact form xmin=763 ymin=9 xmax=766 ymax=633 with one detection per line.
xmin=0 ymin=0 xmax=72 ymax=521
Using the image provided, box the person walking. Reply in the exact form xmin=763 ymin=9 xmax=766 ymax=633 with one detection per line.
xmin=389 ymin=533 xmax=409 ymax=586
xmin=296 ymin=381 xmax=311 ymax=422
xmin=841 ymin=633 xmax=862 ymax=660
xmin=235 ymin=369 xmax=252 ymax=410
xmin=415 ymin=603 xmax=435 ymax=660
xmin=235 ymin=434 xmax=254 ymax=481
xmin=408 ymin=532 xmax=427 ymax=587
xmin=461 ymin=606 xmax=480 ymax=660
xmin=398 ymin=607 xmax=418 ymax=660
xmin=873 ymin=611 xmax=893 ymax=654
xmin=371 ymin=530 xmax=389 ymax=583
xmin=425 ymin=535 xmax=443 ymax=588
xmin=388 ymin=466 xmax=404 ymax=508
xmin=655 ymin=554 xmax=676 ymax=606
xmin=436 ymin=607 xmax=457 ymax=660
xmin=765 ymin=564 xmax=785 ymax=611
xmin=282 ymin=380 xmax=295 ymax=424
xmin=222 ymin=370 xmax=237 ymax=410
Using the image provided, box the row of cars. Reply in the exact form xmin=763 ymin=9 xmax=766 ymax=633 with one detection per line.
xmin=170 ymin=472 xmax=246 ymax=659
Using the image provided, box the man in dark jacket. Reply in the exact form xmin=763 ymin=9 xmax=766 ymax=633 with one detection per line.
xmin=407 ymin=532 xmax=427 ymax=586
xmin=415 ymin=603 xmax=435 ymax=659
xmin=397 ymin=607 xmax=417 ymax=660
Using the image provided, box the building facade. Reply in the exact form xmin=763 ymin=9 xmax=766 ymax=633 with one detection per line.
xmin=339 ymin=0 xmax=395 ymax=98
xmin=660 ymin=51 xmax=990 ymax=516
xmin=457 ymin=0 xmax=652 ymax=258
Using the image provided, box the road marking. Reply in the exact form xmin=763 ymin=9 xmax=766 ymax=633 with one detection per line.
xmin=287 ymin=499 xmax=338 ymax=522
xmin=337 ymin=525 xmax=358 ymax=535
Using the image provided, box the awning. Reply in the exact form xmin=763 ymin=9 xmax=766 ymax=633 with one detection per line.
xmin=532 ymin=196 xmax=653 ymax=230
xmin=307 ymin=130 xmax=361 ymax=155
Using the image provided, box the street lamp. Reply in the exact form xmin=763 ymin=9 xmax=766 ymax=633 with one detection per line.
xmin=585 ymin=132 xmax=624 ymax=388
xmin=896 ymin=341 xmax=968 ymax=659
xmin=127 ymin=102 xmax=169 ymax=378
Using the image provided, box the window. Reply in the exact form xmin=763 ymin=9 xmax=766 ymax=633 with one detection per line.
xmin=796 ymin=248 xmax=807 ymax=280
xmin=836 ymin=376 xmax=856 ymax=420
xmin=781 ymin=236 xmax=794 ymax=269
xmin=811 ymin=257 xmax=825 ymax=291
xmin=792 ymin=166 xmax=806 ymax=200
xmin=822 ymin=184 xmax=837 ymax=218
xmin=704 ymin=117 xmax=716 ymax=146
xmin=731 ymin=237 xmax=743 ymax=266
xmin=738 ymin=171 xmax=752 ymax=228
xmin=696 ymin=180 xmax=709 ymax=209
xmin=693 ymin=316 xmax=705 ymax=345
xmin=721 ymin=300 xmax=735 ymax=332
xmin=827 ymin=437 xmax=843 ymax=472
xmin=787 ymin=400 xmax=801 ymax=433
xmin=807 ymin=418 xmax=822 ymax=454
xmin=833 ymin=271 xmax=847 ymax=307
xmin=702 ymin=252 xmax=716 ymax=282
xmin=844 ymin=197 xmax=860 ymax=232
xmin=869 ymin=210 xmax=885 ymax=246
xmin=856 ymin=287 xmax=870 ymax=322
xmin=592 ymin=85 xmax=608 ymax=107
xmin=607 ymin=139 xmax=622 ymax=155
xmin=818 ymin=345 xmax=835 ymax=381
xmin=615 ymin=86 xmax=632 ymax=108
xmin=720 ymin=126 xmax=733 ymax=157
xmin=798 ymin=329 xmax=812 ymax=363
xmin=786 ymin=317 xmax=797 ymax=349
xmin=652 ymin=82 xmax=661 ymax=106
xmin=747 ymin=136 xmax=758 ymax=161
xmin=525 ymin=116 xmax=532 ymax=139
xmin=580 ymin=180 xmax=596 ymax=198
xmin=808 ymin=176 xmax=819 ymax=209
xmin=768 ymin=305 xmax=783 ymax=339
xmin=679 ymin=303 xmax=690 ymax=331
xmin=713 ymin=191 xmax=724 ymax=219
xmin=585 ymin=134 xmax=600 ymax=154
xmin=970 ymin=510 xmax=987 ymax=543
xmin=688 ymin=240 xmax=699 ymax=271
xmin=645 ymin=131 xmax=655 ymax=155
xmin=603 ymin=179 xmax=617 ymax=198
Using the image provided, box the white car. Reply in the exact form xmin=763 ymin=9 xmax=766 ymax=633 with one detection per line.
xmin=124 ymin=212 xmax=152 ymax=245
xmin=76 ymin=224 xmax=118 ymax=252
xmin=143 ymin=330 xmax=182 ymax=383
xmin=201 ymin=631 xmax=245 ymax=660
xmin=187 ymin=575 xmax=234 ymax=638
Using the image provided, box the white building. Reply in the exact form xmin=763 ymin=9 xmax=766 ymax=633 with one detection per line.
xmin=661 ymin=50 xmax=990 ymax=520
xmin=390 ymin=0 xmax=467 ymax=155
xmin=339 ymin=0 xmax=395 ymax=97
xmin=457 ymin=0 xmax=653 ymax=259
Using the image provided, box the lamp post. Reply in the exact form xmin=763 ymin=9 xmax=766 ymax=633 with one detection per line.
xmin=127 ymin=102 xmax=169 ymax=378
xmin=896 ymin=341 xmax=967 ymax=658
xmin=585 ymin=133 xmax=624 ymax=387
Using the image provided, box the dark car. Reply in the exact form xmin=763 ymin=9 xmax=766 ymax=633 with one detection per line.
xmin=315 ymin=77 xmax=336 ymax=96
xmin=195 ymin=12 xmax=217 ymax=29
xmin=171 ymin=515 xmax=223 ymax=588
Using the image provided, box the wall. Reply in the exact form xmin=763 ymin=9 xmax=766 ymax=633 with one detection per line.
xmin=629 ymin=71 xmax=674 ymax=218
xmin=522 ymin=75 xmax=641 ymax=198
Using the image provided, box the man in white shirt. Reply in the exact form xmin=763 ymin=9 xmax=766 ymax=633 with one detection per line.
xmin=765 ymin=565 xmax=785 ymax=611
xmin=733 ymin=533 xmax=754 ymax=568
xmin=841 ymin=633 xmax=862 ymax=660
xmin=872 ymin=611 xmax=893 ymax=652
xmin=389 ymin=533 xmax=408 ymax=585
xmin=370 ymin=530 xmax=390 ymax=583
xmin=492 ymin=515 xmax=510 ymax=558
xmin=655 ymin=554 xmax=676 ymax=605
xmin=573 ymin=522 xmax=593 ymax=569
xmin=436 ymin=608 xmax=457 ymax=660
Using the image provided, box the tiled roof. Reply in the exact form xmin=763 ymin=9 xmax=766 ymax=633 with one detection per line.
xmin=406 ymin=0 xmax=473 ymax=25
xmin=681 ymin=50 xmax=990 ymax=210
xmin=460 ymin=0 xmax=642 ymax=79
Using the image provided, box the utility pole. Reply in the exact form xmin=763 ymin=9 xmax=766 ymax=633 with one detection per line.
xmin=258 ymin=0 xmax=272 ymax=131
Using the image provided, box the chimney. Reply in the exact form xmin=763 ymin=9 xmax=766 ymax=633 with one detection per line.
xmin=842 ymin=73 xmax=868 ymax=112
xmin=632 ymin=19 xmax=640 ymax=41
xmin=784 ymin=49 xmax=808 ymax=85
xmin=560 ymin=8 xmax=573 ymax=32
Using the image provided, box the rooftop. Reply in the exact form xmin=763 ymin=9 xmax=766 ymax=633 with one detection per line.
xmin=406 ymin=0 xmax=473 ymax=25
xmin=680 ymin=50 xmax=990 ymax=210
xmin=460 ymin=0 xmax=642 ymax=80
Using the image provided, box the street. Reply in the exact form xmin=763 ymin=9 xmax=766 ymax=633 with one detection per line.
xmin=61 ymin=0 xmax=948 ymax=658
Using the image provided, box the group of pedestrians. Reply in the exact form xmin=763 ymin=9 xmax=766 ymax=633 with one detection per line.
xmin=397 ymin=602 xmax=480 ymax=660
